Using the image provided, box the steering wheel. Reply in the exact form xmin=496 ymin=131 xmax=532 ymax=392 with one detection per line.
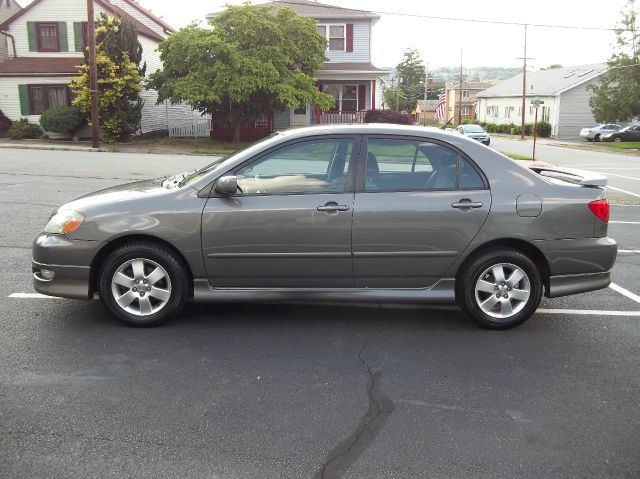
xmin=254 ymin=174 xmax=268 ymax=194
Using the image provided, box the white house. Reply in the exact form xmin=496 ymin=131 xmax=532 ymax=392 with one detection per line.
xmin=206 ymin=0 xmax=388 ymax=133
xmin=0 ymin=0 xmax=200 ymax=135
xmin=476 ymin=64 xmax=608 ymax=140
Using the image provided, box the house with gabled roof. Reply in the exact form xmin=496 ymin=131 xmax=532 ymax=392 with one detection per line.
xmin=206 ymin=0 xmax=388 ymax=132
xmin=0 ymin=0 xmax=201 ymax=135
xmin=476 ymin=64 xmax=608 ymax=139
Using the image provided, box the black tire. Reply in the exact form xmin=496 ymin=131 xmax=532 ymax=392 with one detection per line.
xmin=456 ymin=249 xmax=543 ymax=330
xmin=593 ymin=134 xmax=600 ymax=142
xmin=97 ymin=242 xmax=188 ymax=327
xmin=613 ymin=136 xmax=623 ymax=142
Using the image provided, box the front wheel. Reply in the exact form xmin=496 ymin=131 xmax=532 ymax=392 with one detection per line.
xmin=98 ymin=242 xmax=188 ymax=327
xmin=593 ymin=134 xmax=600 ymax=142
xmin=456 ymin=249 xmax=543 ymax=329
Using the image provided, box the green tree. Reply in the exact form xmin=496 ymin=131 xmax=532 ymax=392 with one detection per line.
xmin=147 ymin=4 xmax=333 ymax=143
xmin=393 ymin=48 xmax=426 ymax=112
xmin=71 ymin=14 xmax=145 ymax=141
xmin=589 ymin=0 xmax=640 ymax=122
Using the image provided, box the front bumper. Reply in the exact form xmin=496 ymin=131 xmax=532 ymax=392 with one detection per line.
xmin=32 ymin=233 xmax=103 ymax=299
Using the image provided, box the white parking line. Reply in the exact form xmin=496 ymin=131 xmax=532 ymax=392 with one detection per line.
xmin=536 ymin=309 xmax=640 ymax=316
xmin=606 ymin=173 xmax=640 ymax=181
xmin=607 ymin=186 xmax=640 ymax=199
xmin=618 ymin=249 xmax=640 ymax=253
xmin=8 ymin=293 xmax=62 ymax=299
xmin=609 ymin=283 xmax=640 ymax=304
xmin=610 ymin=221 xmax=640 ymax=224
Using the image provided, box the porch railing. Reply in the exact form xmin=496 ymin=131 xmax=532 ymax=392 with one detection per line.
xmin=315 ymin=110 xmax=366 ymax=125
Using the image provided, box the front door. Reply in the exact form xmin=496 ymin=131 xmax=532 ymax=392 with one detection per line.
xmin=352 ymin=136 xmax=491 ymax=288
xmin=201 ymin=136 xmax=358 ymax=288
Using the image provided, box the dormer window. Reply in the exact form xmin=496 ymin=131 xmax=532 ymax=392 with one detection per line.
xmin=316 ymin=24 xmax=345 ymax=51
xmin=36 ymin=22 xmax=60 ymax=52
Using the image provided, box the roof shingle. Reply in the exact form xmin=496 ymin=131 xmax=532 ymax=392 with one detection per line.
xmin=0 ymin=57 xmax=81 ymax=76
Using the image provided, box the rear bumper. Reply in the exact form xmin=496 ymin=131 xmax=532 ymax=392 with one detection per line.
xmin=533 ymin=237 xmax=617 ymax=298
xmin=31 ymin=233 xmax=102 ymax=299
xmin=547 ymin=271 xmax=611 ymax=298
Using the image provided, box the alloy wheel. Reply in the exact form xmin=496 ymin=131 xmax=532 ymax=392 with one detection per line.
xmin=474 ymin=262 xmax=531 ymax=319
xmin=110 ymin=258 xmax=172 ymax=316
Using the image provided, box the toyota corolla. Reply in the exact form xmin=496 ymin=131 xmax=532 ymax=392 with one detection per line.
xmin=32 ymin=124 xmax=617 ymax=329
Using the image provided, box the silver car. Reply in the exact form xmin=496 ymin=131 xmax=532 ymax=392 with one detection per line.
xmin=456 ymin=124 xmax=490 ymax=145
xmin=579 ymin=124 xmax=622 ymax=142
xmin=32 ymin=124 xmax=617 ymax=329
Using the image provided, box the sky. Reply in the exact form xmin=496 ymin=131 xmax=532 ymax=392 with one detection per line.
xmin=20 ymin=0 xmax=633 ymax=69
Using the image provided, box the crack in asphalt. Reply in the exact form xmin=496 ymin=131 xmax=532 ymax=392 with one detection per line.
xmin=0 ymin=172 xmax=142 ymax=181
xmin=314 ymin=341 xmax=394 ymax=479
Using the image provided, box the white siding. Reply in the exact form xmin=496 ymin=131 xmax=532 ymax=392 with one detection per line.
xmin=476 ymin=96 xmax=557 ymax=128
xmin=556 ymin=80 xmax=599 ymax=140
xmin=109 ymin=0 xmax=167 ymax=37
xmin=5 ymin=0 xmax=111 ymax=58
xmin=318 ymin=19 xmax=370 ymax=63
xmin=138 ymin=35 xmax=162 ymax=75
xmin=0 ymin=76 xmax=73 ymax=121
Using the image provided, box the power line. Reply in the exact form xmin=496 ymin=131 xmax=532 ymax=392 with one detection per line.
xmin=275 ymin=0 xmax=637 ymax=32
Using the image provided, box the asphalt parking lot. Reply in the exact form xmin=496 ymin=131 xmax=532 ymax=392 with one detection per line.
xmin=1 ymin=146 xmax=639 ymax=478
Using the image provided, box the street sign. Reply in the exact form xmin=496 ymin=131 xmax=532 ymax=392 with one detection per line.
xmin=530 ymin=98 xmax=545 ymax=105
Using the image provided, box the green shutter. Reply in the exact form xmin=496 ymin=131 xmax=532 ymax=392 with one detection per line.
xmin=18 ymin=85 xmax=29 ymax=116
xmin=58 ymin=22 xmax=68 ymax=51
xmin=27 ymin=22 xmax=36 ymax=51
xmin=73 ymin=22 xmax=83 ymax=52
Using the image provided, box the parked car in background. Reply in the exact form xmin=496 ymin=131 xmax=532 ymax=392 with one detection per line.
xmin=32 ymin=125 xmax=616 ymax=330
xmin=580 ymin=124 xmax=622 ymax=141
xmin=456 ymin=124 xmax=491 ymax=145
xmin=600 ymin=124 xmax=640 ymax=142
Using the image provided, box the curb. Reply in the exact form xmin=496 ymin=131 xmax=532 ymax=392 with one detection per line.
xmin=0 ymin=142 xmax=104 ymax=152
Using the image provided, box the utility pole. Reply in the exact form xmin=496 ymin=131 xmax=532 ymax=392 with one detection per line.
xmin=396 ymin=76 xmax=401 ymax=112
xmin=457 ymin=51 xmax=463 ymax=125
xmin=520 ymin=24 xmax=528 ymax=140
xmin=87 ymin=0 xmax=100 ymax=148
xmin=424 ymin=62 xmax=428 ymax=100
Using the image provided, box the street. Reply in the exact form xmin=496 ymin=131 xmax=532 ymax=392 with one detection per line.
xmin=1 ymin=144 xmax=639 ymax=478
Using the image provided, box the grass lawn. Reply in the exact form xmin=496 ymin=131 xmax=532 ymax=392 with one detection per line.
xmin=106 ymin=137 xmax=252 ymax=156
xmin=594 ymin=141 xmax=640 ymax=150
xmin=500 ymin=151 xmax=534 ymax=161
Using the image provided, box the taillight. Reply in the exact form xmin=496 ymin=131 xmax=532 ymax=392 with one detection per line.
xmin=588 ymin=199 xmax=610 ymax=223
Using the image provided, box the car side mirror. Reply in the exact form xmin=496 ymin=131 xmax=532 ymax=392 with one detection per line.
xmin=214 ymin=175 xmax=238 ymax=195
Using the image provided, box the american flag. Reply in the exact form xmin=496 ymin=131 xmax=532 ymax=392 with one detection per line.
xmin=434 ymin=93 xmax=446 ymax=120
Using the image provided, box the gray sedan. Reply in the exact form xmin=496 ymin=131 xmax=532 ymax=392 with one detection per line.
xmin=32 ymin=124 xmax=617 ymax=329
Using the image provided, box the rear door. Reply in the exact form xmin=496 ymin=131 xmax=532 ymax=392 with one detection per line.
xmin=352 ymin=136 xmax=491 ymax=288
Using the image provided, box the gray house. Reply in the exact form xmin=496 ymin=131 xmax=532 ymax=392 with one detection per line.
xmin=476 ymin=64 xmax=608 ymax=140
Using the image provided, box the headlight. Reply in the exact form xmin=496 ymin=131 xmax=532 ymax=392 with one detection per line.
xmin=44 ymin=210 xmax=85 ymax=234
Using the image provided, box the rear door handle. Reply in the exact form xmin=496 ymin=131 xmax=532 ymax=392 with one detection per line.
xmin=317 ymin=203 xmax=350 ymax=212
xmin=451 ymin=199 xmax=483 ymax=210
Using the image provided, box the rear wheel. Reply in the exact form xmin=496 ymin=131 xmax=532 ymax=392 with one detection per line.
xmin=456 ymin=249 xmax=543 ymax=329
xmin=98 ymin=242 xmax=188 ymax=327
xmin=613 ymin=136 xmax=623 ymax=142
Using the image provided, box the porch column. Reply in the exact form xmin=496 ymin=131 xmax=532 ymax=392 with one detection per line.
xmin=371 ymin=80 xmax=376 ymax=110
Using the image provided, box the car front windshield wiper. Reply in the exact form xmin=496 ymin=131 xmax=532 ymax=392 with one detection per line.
xmin=162 ymin=170 xmax=196 ymax=189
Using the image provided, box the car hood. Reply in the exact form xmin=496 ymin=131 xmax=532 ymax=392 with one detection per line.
xmin=60 ymin=178 xmax=172 ymax=213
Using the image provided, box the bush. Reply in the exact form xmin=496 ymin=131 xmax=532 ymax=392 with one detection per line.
xmin=39 ymin=106 xmax=84 ymax=133
xmin=0 ymin=109 xmax=11 ymax=137
xmin=536 ymin=120 xmax=551 ymax=138
xmin=8 ymin=118 xmax=43 ymax=139
xmin=364 ymin=109 xmax=414 ymax=125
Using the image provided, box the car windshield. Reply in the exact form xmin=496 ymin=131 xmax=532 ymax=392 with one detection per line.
xmin=464 ymin=125 xmax=485 ymax=133
xmin=180 ymin=132 xmax=284 ymax=186
xmin=619 ymin=126 xmax=632 ymax=132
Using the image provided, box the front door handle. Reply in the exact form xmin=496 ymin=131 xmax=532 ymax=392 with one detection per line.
xmin=451 ymin=199 xmax=483 ymax=210
xmin=317 ymin=202 xmax=350 ymax=212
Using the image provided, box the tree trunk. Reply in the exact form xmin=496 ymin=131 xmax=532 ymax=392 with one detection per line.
xmin=232 ymin=121 xmax=241 ymax=144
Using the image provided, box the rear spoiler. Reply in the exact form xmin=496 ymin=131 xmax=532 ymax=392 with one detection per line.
xmin=527 ymin=165 xmax=608 ymax=187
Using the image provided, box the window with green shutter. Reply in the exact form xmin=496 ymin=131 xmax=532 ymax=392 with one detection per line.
xmin=73 ymin=22 xmax=84 ymax=52
xmin=18 ymin=85 xmax=29 ymax=116
xmin=58 ymin=22 xmax=68 ymax=52
xmin=27 ymin=22 xmax=36 ymax=52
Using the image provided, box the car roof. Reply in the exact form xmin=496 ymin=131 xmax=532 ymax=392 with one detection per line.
xmin=277 ymin=123 xmax=461 ymax=141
